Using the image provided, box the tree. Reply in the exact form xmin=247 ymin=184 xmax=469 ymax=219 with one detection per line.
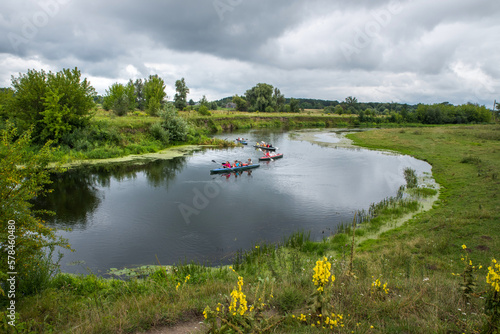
xmin=126 ymin=79 xmax=137 ymax=111
xmin=40 ymin=89 xmax=72 ymax=141
xmin=144 ymin=75 xmax=167 ymax=116
xmin=199 ymin=95 xmax=209 ymax=107
xmin=174 ymin=78 xmax=190 ymax=110
xmin=245 ymin=83 xmax=274 ymax=112
xmin=102 ymin=82 xmax=136 ymax=116
xmin=334 ymin=105 xmax=344 ymax=115
xmin=0 ymin=88 xmax=14 ymax=121
xmin=134 ymin=79 xmax=146 ymax=111
xmin=289 ymin=98 xmax=300 ymax=113
xmin=232 ymin=95 xmax=247 ymax=111
xmin=344 ymin=96 xmax=358 ymax=113
xmin=0 ymin=124 xmax=69 ymax=295
xmin=273 ymin=88 xmax=285 ymax=112
xmin=9 ymin=67 xmax=96 ymax=143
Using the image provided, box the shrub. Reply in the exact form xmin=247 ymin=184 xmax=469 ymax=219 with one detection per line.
xmin=149 ymin=122 xmax=170 ymax=145
xmin=159 ymin=104 xmax=191 ymax=142
xmin=197 ymin=105 xmax=211 ymax=116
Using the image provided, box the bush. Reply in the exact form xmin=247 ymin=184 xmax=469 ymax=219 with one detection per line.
xmin=197 ymin=105 xmax=211 ymax=116
xmin=160 ymin=104 xmax=191 ymax=142
xmin=149 ymin=122 xmax=170 ymax=145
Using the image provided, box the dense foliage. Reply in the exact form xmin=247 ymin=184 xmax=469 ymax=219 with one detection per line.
xmin=6 ymin=68 xmax=96 ymax=143
xmin=174 ymin=78 xmax=189 ymax=110
xmin=144 ymin=75 xmax=167 ymax=116
xmin=102 ymin=81 xmax=136 ymax=115
xmin=0 ymin=125 xmax=69 ymax=297
xmin=156 ymin=103 xmax=191 ymax=143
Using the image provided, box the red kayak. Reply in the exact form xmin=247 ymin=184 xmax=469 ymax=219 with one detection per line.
xmin=258 ymin=153 xmax=284 ymax=161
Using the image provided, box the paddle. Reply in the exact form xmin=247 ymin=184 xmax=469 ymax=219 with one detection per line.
xmin=212 ymin=160 xmax=231 ymax=168
xmin=258 ymin=148 xmax=274 ymax=162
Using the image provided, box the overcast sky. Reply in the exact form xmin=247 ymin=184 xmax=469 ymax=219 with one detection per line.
xmin=0 ymin=0 xmax=498 ymax=106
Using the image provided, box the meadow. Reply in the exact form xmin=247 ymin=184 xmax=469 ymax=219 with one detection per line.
xmin=1 ymin=124 xmax=499 ymax=333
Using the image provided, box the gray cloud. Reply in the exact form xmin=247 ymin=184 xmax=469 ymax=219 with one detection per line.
xmin=0 ymin=0 xmax=498 ymax=105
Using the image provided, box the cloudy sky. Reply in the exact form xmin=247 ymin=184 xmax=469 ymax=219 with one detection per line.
xmin=0 ymin=0 xmax=498 ymax=106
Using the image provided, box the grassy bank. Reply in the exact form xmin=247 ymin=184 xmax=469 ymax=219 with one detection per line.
xmin=2 ymin=125 xmax=499 ymax=333
xmin=51 ymin=109 xmax=373 ymax=163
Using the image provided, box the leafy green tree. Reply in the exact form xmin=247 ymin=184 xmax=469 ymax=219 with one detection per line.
xmin=0 ymin=88 xmax=14 ymax=122
xmin=188 ymin=99 xmax=195 ymax=106
xmin=199 ymin=95 xmax=209 ymax=107
xmin=144 ymin=74 xmax=167 ymax=116
xmin=174 ymin=78 xmax=190 ymax=110
xmin=334 ymin=105 xmax=344 ymax=115
xmin=134 ymin=79 xmax=146 ymax=111
xmin=245 ymin=83 xmax=274 ymax=112
xmin=344 ymin=96 xmax=358 ymax=113
xmin=273 ymin=88 xmax=285 ymax=112
xmin=126 ymin=80 xmax=137 ymax=111
xmin=9 ymin=68 xmax=96 ymax=143
xmin=232 ymin=95 xmax=247 ymax=111
xmin=103 ymin=82 xmax=135 ymax=116
xmin=40 ymin=89 xmax=72 ymax=141
xmin=9 ymin=69 xmax=48 ymax=134
xmin=289 ymin=98 xmax=300 ymax=113
xmin=0 ymin=124 xmax=69 ymax=296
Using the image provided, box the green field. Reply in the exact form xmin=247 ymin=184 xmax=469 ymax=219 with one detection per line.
xmin=2 ymin=124 xmax=499 ymax=333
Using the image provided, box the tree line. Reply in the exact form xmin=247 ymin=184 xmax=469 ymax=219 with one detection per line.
xmin=0 ymin=68 xmax=497 ymax=148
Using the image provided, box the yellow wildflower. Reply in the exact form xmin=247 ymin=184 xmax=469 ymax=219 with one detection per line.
xmin=312 ymin=256 xmax=333 ymax=292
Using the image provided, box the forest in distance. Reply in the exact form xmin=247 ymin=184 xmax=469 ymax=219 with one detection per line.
xmin=0 ymin=67 xmax=497 ymax=144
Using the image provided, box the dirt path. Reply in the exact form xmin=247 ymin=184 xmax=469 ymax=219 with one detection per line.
xmin=137 ymin=319 xmax=206 ymax=334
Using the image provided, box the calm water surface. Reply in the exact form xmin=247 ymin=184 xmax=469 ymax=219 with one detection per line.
xmin=37 ymin=130 xmax=432 ymax=274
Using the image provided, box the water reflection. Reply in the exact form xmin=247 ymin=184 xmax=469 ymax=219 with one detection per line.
xmin=33 ymin=157 xmax=187 ymax=228
xmin=33 ymin=168 xmax=102 ymax=228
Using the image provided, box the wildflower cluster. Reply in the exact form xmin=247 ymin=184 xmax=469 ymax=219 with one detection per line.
xmin=203 ymin=270 xmax=280 ymax=333
xmin=370 ymin=276 xmax=389 ymax=296
xmin=486 ymin=259 xmax=500 ymax=293
xmin=484 ymin=258 xmax=500 ymax=331
xmin=312 ymin=256 xmax=334 ymax=292
xmin=229 ymin=276 xmax=248 ymax=316
xmin=452 ymin=244 xmax=482 ymax=302
xmin=175 ymin=274 xmax=191 ymax=291
xmin=292 ymin=312 xmax=344 ymax=330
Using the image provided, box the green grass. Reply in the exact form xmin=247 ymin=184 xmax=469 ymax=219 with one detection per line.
xmin=2 ymin=124 xmax=499 ymax=333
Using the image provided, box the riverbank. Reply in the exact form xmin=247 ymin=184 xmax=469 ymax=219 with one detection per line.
xmin=52 ymin=145 xmax=203 ymax=169
xmin=3 ymin=124 xmax=499 ymax=333
xmin=50 ymin=109 xmax=411 ymax=163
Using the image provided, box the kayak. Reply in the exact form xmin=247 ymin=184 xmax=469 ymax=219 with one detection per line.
xmin=253 ymin=145 xmax=276 ymax=151
xmin=235 ymin=138 xmax=248 ymax=145
xmin=258 ymin=153 xmax=284 ymax=161
xmin=210 ymin=164 xmax=260 ymax=174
